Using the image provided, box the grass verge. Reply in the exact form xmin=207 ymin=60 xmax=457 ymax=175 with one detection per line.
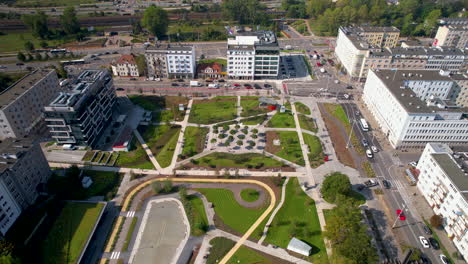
xmin=240 ymin=189 xmax=260 ymax=202
xmin=115 ymin=137 xmax=154 ymax=169
xmin=192 ymin=152 xmax=286 ymax=170
xmin=181 ymin=126 xmax=209 ymax=159
xmin=294 ymin=102 xmax=311 ymax=115
xmin=122 ymin=217 xmax=138 ymax=252
xmin=267 ymin=112 xmax=295 ymax=128
xmin=362 ymin=161 xmax=376 ymax=178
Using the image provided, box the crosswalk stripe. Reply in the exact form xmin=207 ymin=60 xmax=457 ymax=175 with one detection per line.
xmin=126 ymin=211 xmax=135 ymax=218
xmin=110 ymin=252 xmax=120 ymax=259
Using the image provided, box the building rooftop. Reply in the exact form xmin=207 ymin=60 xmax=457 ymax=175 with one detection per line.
xmin=0 ymin=69 xmax=54 ymax=109
xmin=197 ymin=62 xmax=223 ymax=73
xmin=372 ymin=69 xmax=468 ymax=114
xmin=343 ymin=26 xmax=400 ymax=34
xmin=114 ymin=54 xmax=137 ymax=65
xmin=431 ymin=152 xmax=468 ymax=199
xmin=228 ymin=31 xmax=278 ymax=48
xmin=145 ymin=44 xmax=193 ymax=52
xmin=0 ymin=138 xmax=33 ymax=173
xmin=439 ymin=17 xmax=468 ymax=26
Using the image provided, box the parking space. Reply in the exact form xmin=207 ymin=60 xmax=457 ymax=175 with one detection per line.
xmin=279 ymin=54 xmax=308 ymax=80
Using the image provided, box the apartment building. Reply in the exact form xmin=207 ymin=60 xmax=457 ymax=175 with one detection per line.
xmin=363 ymin=69 xmax=468 ymax=149
xmin=145 ymin=44 xmax=196 ymax=79
xmin=0 ymin=69 xmax=61 ymax=140
xmin=416 ymin=143 xmax=468 ymax=259
xmin=227 ymin=31 xmax=280 ymax=80
xmin=452 ymin=74 xmax=468 ymax=108
xmin=339 ymin=26 xmax=400 ymax=48
xmin=111 ymin=54 xmax=140 ymax=77
xmin=434 ymin=24 xmax=468 ymax=49
xmin=0 ymin=138 xmax=51 ymax=235
xmin=44 ymin=69 xmax=116 ymax=147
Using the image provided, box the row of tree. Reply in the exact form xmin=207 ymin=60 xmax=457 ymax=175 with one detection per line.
xmin=21 ymin=7 xmax=81 ymax=40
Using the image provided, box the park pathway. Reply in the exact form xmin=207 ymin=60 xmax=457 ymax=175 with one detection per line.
xmin=291 ymin=103 xmax=314 ymax=185
xmin=133 ymin=129 xmax=162 ymax=171
xmin=168 ymin=99 xmax=194 ymax=172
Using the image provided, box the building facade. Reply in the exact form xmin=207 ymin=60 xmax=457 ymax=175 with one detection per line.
xmin=434 ymin=24 xmax=468 ymax=49
xmin=145 ymin=44 xmax=196 ymax=79
xmin=363 ymin=69 xmax=468 ymax=149
xmin=0 ymin=139 xmax=51 ymax=235
xmin=0 ymin=69 xmax=61 ymax=139
xmin=44 ymin=69 xmax=116 ymax=147
xmin=416 ymin=143 xmax=468 ymax=259
xmin=227 ymin=31 xmax=280 ymax=80
xmin=197 ymin=62 xmax=223 ymax=79
xmin=111 ymin=54 xmax=140 ymax=77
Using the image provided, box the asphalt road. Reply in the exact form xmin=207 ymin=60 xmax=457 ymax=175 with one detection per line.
xmin=341 ymin=102 xmax=440 ymax=263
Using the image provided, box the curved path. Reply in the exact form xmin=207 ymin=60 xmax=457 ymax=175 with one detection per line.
xmin=109 ymin=177 xmax=276 ymax=264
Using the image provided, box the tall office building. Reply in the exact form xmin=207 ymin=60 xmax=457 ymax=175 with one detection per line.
xmin=145 ymin=44 xmax=196 ymax=79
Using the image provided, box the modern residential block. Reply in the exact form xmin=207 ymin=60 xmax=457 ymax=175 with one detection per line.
xmin=363 ymin=69 xmax=468 ymax=149
xmin=0 ymin=69 xmax=61 ymax=140
xmin=0 ymin=138 xmax=51 ymax=235
xmin=416 ymin=143 xmax=468 ymax=259
xmin=44 ymin=69 xmax=116 ymax=147
xmin=111 ymin=54 xmax=140 ymax=77
xmin=227 ymin=31 xmax=280 ymax=80
xmin=145 ymin=44 xmax=196 ymax=79
xmin=434 ymin=24 xmax=468 ymax=49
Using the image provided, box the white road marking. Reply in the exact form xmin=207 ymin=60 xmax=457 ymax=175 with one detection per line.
xmin=111 ymin=252 xmax=120 ymax=259
xmin=126 ymin=211 xmax=135 ymax=217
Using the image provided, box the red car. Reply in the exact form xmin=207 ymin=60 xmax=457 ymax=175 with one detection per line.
xmin=233 ymin=83 xmax=241 ymax=87
xmin=316 ymin=62 xmax=322 ymax=67
xmin=245 ymin=86 xmax=253 ymax=89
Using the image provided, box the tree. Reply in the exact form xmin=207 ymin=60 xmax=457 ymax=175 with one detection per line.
xmin=321 ymin=172 xmax=352 ymax=203
xmin=163 ymin=179 xmax=173 ymax=193
xmin=222 ymin=0 xmax=268 ymax=25
xmin=34 ymin=53 xmax=42 ymax=61
xmin=152 ymin=182 xmax=163 ymax=194
xmin=131 ymin=19 xmax=143 ymax=35
xmin=135 ymin=54 xmax=147 ymax=76
xmin=141 ymin=5 xmax=169 ymax=39
xmin=22 ymin=11 xmax=49 ymax=39
xmin=60 ymin=7 xmax=80 ymax=35
xmin=236 ymin=140 xmax=243 ymax=146
xmin=0 ymin=255 xmax=21 ymax=264
xmin=24 ymin=41 xmax=34 ymax=51
xmin=17 ymin=52 xmax=25 ymax=62
xmin=178 ymin=186 xmax=187 ymax=200
xmin=39 ymin=40 xmax=48 ymax=48
xmin=430 ymin=214 xmax=444 ymax=229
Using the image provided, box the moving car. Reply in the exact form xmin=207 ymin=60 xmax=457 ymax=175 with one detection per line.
xmin=439 ymin=254 xmax=449 ymax=264
xmin=362 ymin=139 xmax=368 ymax=147
xmin=366 ymin=149 xmax=373 ymax=158
xmin=429 ymin=237 xmax=440 ymax=250
xmin=364 ymin=179 xmax=378 ymax=187
xmin=422 ymin=225 xmax=432 ymax=235
xmin=346 ymin=85 xmax=353 ymax=89
xmin=419 ymin=236 xmax=430 ymax=248
xmin=371 ymin=146 xmax=378 ymax=153
xmin=382 ymin=180 xmax=391 ymax=189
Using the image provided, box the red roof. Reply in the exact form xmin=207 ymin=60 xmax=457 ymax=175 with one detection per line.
xmin=197 ymin=62 xmax=222 ymax=73
xmin=113 ymin=126 xmax=133 ymax=148
xmin=115 ymin=54 xmax=137 ymax=65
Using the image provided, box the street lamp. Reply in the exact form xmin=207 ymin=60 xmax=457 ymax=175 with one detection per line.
xmin=346 ymin=119 xmax=356 ymax=149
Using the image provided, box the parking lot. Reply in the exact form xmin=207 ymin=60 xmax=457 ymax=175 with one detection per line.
xmin=279 ymin=54 xmax=310 ymax=80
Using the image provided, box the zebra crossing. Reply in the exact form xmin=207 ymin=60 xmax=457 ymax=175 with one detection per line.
xmin=110 ymin=251 xmax=120 ymax=260
xmin=126 ymin=211 xmax=135 ymax=218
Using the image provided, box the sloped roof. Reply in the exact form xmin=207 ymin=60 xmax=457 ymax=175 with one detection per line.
xmin=287 ymin=237 xmax=312 ymax=256
xmin=197 ymin=62 xmax=222 ymax=73
xmin=115 ymin=54 xmax=137 ymax=65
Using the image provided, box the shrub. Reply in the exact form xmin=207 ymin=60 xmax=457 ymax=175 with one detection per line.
xmin=430 ymin=214 xmax=444 ymax=229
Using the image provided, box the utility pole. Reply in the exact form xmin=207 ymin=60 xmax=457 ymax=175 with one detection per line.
xmin=346 ymin=119 xmax=355 ymax=149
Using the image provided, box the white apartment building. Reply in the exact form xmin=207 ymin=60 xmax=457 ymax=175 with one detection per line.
xmin=145 ymin=44 xmax=196 ymax=79
xmin=363 ymin=69 xmax=468 ymax=149
xmin=111 ymin=54 xmax=139 ymax=77
xmin=417 ymin=143 xmax=468 ymax=259
xmin=227 ymin=31 xmax=280 ymax=80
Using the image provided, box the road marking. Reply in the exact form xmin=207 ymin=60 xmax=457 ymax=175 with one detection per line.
xmin=110 ymin=252 xmax=120 ymax=259
xmin=127 ymin=211 xmax=135 ymax=217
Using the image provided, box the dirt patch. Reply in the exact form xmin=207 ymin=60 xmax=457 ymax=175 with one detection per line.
xmin=265 ymin=131 xmax=281 ymax=154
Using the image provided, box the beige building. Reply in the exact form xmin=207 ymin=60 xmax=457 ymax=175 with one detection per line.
xmin=346 ymin=26 xmax=400 ymax=48
xmin=452 ymin=74 xmax=468 ymax=108
xmin=111 ymin=54 xmax=140 ymax=77
xmin=434 ymin=24 xmax=468 ymax=49
xmin=0 ymin=138 xmax=51 ymax=235
xmin=0 ymin=69 xmax=61 ymax=140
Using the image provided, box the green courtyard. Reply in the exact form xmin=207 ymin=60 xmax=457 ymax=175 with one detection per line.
xmin=115 ymin=138 xmax=154 ymax=169
xmin=189 ymin=97 xmax=237 ymax=124
xmin=266 ymin=131 xmax=305 ymax=166
xmin=191 ymin=152 xmax=287 ymax=170
xmin=139 ymin=124 xmax=181 ymax=168
xmin=181 ymin=126 xmax=209 ymax=159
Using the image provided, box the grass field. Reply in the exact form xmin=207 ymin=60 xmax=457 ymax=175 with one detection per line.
xmin=187 ymin=195 xmax=209 ymax=236
xmin=0 ymin=31 xmax=62 ymax=53
xmin=198 ymin=58 xmax=228 ymax=66
xmin=240 ymin=189 xmax=260 ymax=202
xmin=268 ymin=131 xmax=305 ymax=166
xmin=115 ymin=138 xmax=154 ymax=169
xmin=324 ymin=103 xmax=349 ymax=125
xmin=206 ymin=237 xmax=235 ymax=264
xmin=15 ymin=0 xmax=96 ymax=7
xmin=294 ymin=102 xmax=311 ymax=115
xmin=181 ymin=126 xmax=209 ymax=158
xmin=139 ymin=125 xmax=181 ymax=168
xmin=193 ymin=152 xmax=286 ymax=169
xmin=240 ymin=97 xmax=270 ymax=117
xmin=81 ymin=170 xmax=123 ymax=200
xmin=265 ymin=178 xmax=327 ymax=262
xmin=299 ymin=114 xmax=318 ymax=132
xmin=189 ymin=97 xmax=237 ymax=124
xmin=196 ymin=188 xmax=267 ymax=234
xmin=302 ymin=133 xmax=325 ymax=167
xmin=267 ymin=112 xmax=295 ymax=128
xmin=129 ymin=96 xmax=187 ymax=122
xmin=240 ymin=114 xmax=268 ymax=125
xmin=42 ymin=202 xmax=104 ymax=264
xmin=228 ymin=245 xmax=270 ymax=264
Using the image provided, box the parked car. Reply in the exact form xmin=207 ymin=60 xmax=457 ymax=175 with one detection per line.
xmin=116 ymin=88 xmax=125 ymax=91
xmin=371 ymin=146 xmax=378 ymax=153
xmin=419 ymin=236 xmax=430 ymax=248
xmin=129 ymin=77 xmax=137 ymax=81
xmin=429 ymin=237 xmax=440 ymax=249
xmin=382 ymin=180 xmax=391 ymax=189
xmin=171 ymin=83 xmax=178 ymax=86
xmin=409 ymin=161 xmax=418 ymax=167
xmin=254 ymin=84 xmax=262 ymax=89
xmin=316 ymin=62 xmax=322 ymax=67
xmin=362 ymin=139 xmax=368 ymax=147
xmin=264 ymin=83 xmax=271 ymax=88
xmin=422 ymin=225 xmax=432 ymax=235
xmin=366 ymin=149 xmax=373 ymax=158
xmin=346 ymin=85 xmax=353 ymax=89
xmin=244 ymin=83 xmax=251 ymax=87
xmin=218 ymin=79 xmax=225 ymax=82
xmin=364 ymin=179 xmax=378 ymax=187
xmin=233 ymin=83 xmax=241 ymax=87
xmin=16 ymin=63 xmax=24 ymax=66
xmin=439 ymin=254 xmax=449 ymax=264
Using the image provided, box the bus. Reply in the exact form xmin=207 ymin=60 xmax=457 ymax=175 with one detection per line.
xmin=51 ymin=49 xmax=67 ymax=54
xmin=359 ymin=118 xmax=369 ymax=132
xmin=60 ymin=59 xmax=85 ymax=66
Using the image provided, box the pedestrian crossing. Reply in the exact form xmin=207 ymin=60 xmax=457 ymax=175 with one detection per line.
xmin=126 ymin=211 xmax=135 ymax=218
xmin=110 ymin=251 xmax=120 ymax=259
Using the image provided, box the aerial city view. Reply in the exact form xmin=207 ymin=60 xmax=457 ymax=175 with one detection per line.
xmin=0 ymin=0 xmax=467 ymax=263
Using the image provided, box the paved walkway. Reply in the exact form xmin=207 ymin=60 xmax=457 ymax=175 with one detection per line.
xmin=134 ymin=129 xmax=162 ymax=171
xmin=169 ymin=99 xmax=194 ymax=171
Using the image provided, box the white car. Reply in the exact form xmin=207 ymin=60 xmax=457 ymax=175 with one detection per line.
xmin=366 ymin=149 xmax=373 ymax=158
xmin=371 ymin=146 xmax=378 ymax=153
xmin=419 ymin=236 xmax=430 ymax=248
xmin=439 ymin=254 xmax=449 ymax=264
xmin=409 ymin=161 xmax=418 ymax=167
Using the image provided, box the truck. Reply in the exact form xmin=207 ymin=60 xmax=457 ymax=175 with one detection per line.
xmin=208 ymin=83 xmax=219 ymax=89
xmin=190 ymin=81 xmax=202 ymax=87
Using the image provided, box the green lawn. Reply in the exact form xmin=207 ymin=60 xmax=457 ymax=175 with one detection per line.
xmin=199 ymin=58 xmax=228 ymax=66
xmin=240 ymin=189 xmax=260 ymax=202
xmin=196 ymin=188 xmax=267 ymax=234
xmin=324 ymin=103 xmax=349 ymax=125
xmin=15 ymin=0 xmax=96 ymax=7
xmin=267 ymin=112 xmax=295 ymax=128
xmin=294 ymin=102 xmax=311 ymax=115
xmin=0 ymin=31 xmax=62 ymax=53
xmin=129 ymin=96 xmax=187 ymax=122
xmin=302 ymin=133 xmax=325 ymax=167
xmin=186 ymin=195 xmax=209 ymax=236
xmin=240 ymin=114 xmax=268 ymax=125
xmin=81 ymin=170 xmax=123 ymax=200
xmin=189 ymin=97 xmax=237 ymax=124
xmin=181 ymin=126 xmax=209 ymax=159
xmin=122 ymin=217 xmax=138 ymax=252
xmin=240 ymin=97 xmax=270 ymax=117
xmin=228 ymin=245 xmax=270 ymax=264
xmin=42 ymin=202 xmax=105 ymax=264
xmin=193 ymin=152 xmax=286 ymax=169
xmin=270 ymin=131 xmax=305 ymax=166
xmin=206 ymin=237 xmax=235 ymax=264
xmin=115 ymin=137 xmax=154 ymax=169
xmin=299 ymin=114 xmax=318 ymax=132
xmin=139 ymin=125 xmax=181 ymax=168
xmin=265 ymin=178 xmax=327 ymax=262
